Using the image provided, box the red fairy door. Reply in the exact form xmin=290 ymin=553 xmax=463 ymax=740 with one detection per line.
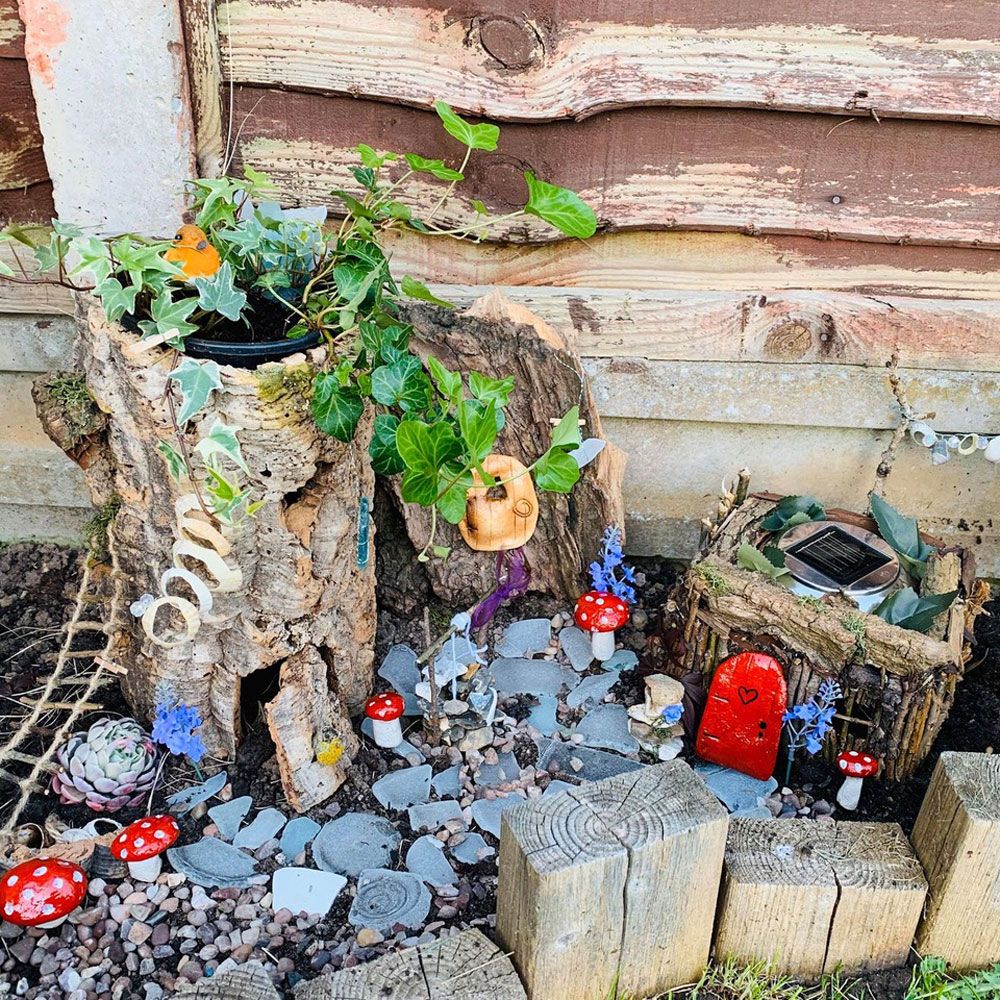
xmin=695 ymin=652 xmax=787 ymax=780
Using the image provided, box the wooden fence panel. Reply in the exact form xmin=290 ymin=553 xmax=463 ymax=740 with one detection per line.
xmin=218 ymin=0 xmax=1000 ymax=123
xmin=230 ymin=91 xmax=1000 ymax=248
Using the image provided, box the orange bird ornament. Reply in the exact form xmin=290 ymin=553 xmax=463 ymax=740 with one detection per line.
xmin=165 ymin=224 xmax=221 ymax=280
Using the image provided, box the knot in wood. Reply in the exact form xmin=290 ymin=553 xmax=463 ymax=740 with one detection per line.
xmin=476 ymin=15 xmax=542 ymax=71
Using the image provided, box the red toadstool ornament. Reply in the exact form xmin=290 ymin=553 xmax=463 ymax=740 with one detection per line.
xmin=110 ymin=814 xmax=180 ymax=881
xmin=365 ymin=692 xmax=406 ymax=748
xmin=0 ymin=858 xmax=87 ymax=928
xmin=835 ymin=750 xmax=879 ymax=810
xmin=574 ymin=591 xmax=630 ymax=661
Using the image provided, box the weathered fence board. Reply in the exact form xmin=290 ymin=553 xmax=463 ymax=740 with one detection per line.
xmin=911 ymin=752 xmax=1000 ymax=970
xmin=0 ymin=0 xmax=23 ymax=58
xmin=218 ymin=0 xmax=1000 ymax=124
xmin=231 ymin=91 xmax=1000 ymax=248
xmin=498 ymin=761 xmax=727 ymax=999
xmin=715 ymin=819 xmax=927 ymax=978
xmin=0 ymin=63 xmax=48 ymax=191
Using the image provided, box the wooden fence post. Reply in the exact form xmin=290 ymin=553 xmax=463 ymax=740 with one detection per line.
xmin=497 ymin=760 xmax=728 ymax=1000
xmin=911 ymin=751 xmax=1000 ymax=970
xmin=714 ymin=818 xmax=927 ymax=979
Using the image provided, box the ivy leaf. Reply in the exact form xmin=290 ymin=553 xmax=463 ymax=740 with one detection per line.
xmin=190 ymin=177 xmax=240 ymax=228
xmin=736 ymin=543 xmax=792 ymax=584
xmin=93 ymin=277 xmax=140 ymax=323
xmin=311 ymin=371 xmax=363 ymax=442
xmin=401 ymin=275 xmax=454 ymax=309
xmin=356 ymin=143 xmax=395 ymax=169
xmin=68 ymin=236 xmax=114 ymax=284
xmin=471 ymin=199 xmax=488 ymax=215
xmin=458 ymin=398 xmax=498 ymax=464
xmin=437 ymin=465 xmax=474 ymax=523
xmin=434 ymin=100 xmax=500 ymax=152
xmin=169 ymin=358 xmax=223 ymax=424
xmin=194 ymin=261 xmax=247 ymax=321
xmin=550 ymin=405 xmax=582 ymax=451
xmin=869 ymin=494 xmax=934 ymax=577
xmin=873 ymin=587 xmax=957 ymax=633
xmin=193 ymin=418 xmax=249 ymax=473
xmin=371 ymin=356 xmax=430 ymax=411
xmin=469 ymin=372 xmax=515 ymax=408
xmin=524 ymin=171 xmax=597 ymax=239
xmin=370 ymin=413 xmax=406 ymax=475
xmin=143 ymin=289 xmax=200 ymax=340
xmin=533 ymin=447 xmax=580 ymax=493
xmin=404 ymin=153 xmax=464 ymax=181
xmin=396 ymin=420 xmax=463 ymax=476
xmin=331 ymin=189 xmax=376 ymax=220
xmin=426 ymin=355 xmax=462 ymax=407
xmin=157 ymin=440 xmax=186 ymax=481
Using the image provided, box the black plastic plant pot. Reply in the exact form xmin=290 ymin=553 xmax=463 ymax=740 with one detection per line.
xmin=184 ymin=329 xmax=323 ymax=368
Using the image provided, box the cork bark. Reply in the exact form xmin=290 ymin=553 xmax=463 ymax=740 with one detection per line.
xmin=35 ymin=299 xmax=376 ymax=807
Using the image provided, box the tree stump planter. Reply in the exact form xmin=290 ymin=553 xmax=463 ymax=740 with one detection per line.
xmin=35 ymin=300 xmax=376 ymax=810
xmin=676 ymin=495 xmax=981 ymax=780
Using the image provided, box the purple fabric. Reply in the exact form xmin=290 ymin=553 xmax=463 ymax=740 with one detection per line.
xmin=471 ymin=548 xmax=530 ymax=628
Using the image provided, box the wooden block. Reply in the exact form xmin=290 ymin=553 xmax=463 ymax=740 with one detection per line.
xmin=497 ymin=760 xmax=728 ymax=1000
xmin=291 ymin=928 xmax=526 ymax=999
xmin=715 ymin=819 xmax=927 ymax=979
xmin=911 ymin=751 xmax=1000 ymax=970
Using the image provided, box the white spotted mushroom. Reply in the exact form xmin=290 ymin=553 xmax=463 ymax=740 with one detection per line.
xmin=835 ymin=750 xmax=879 ymax=810
xmin=0 ymin=857 xmax=87 ymax=928
xmin=110 ymin=814 xmax=180 ymax=881
xmin=573 ymin=590 xmax=630 ymax=661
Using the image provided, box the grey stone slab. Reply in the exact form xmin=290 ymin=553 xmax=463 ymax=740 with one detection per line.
xmin=474 ymin=763 xmax=505 ymax=788
xmin=233 ymin=808 xmax=286 ymax=850
xmin=372 ymin=764 xmax=432 ymax=811
xmin=559 ymin=626 xmax=594 ymax=672
xmin=535 ymin=737 xmax=646 ymax=784
xmin=207 ymin=796 xmax=252 ymax=842
xmin=164 ymin=771 xmax=228 ymax=815
xmin=471 ymin=796 xmax=524 ymax=839
xmin=166 ymin=837 xmax=258 ymax=888
xmin=693 ymin=761 xmax=778 ymax=813
xmin=349 ymin=869 xmax=430 ymax=932
xmin=279 ymin=816 xmax=320 ymax=860
xmin=524 ymin=694 xmax=559 ymax=736
xmin=271 ymin=867 xmax=347 ymax=917
xmin=565 ymin=670 xmax=617 ymax=709
xmin=575 ymin=703 xmax=639 ymax=754
xmin=603 ymin=649 xmax=639 ymax=672
xmin=496 ymin=618 xmax=551 ymax=658
xmin=312 ymin=813 xmax=401 ymax=878
xmin=430 ymin=764 xmax=461 ymax=799
xmin=361 ymin=717 xmax=421 ymax=753
xmin=542 ymin=779 xmax=578 ymax=798
xmin=498 ymin=751 xmax=520 ymax=780
xmin=405 ymin=836 xmax=456 ymax=888
xmin=449 ymin=833 xmax=495 ymax=865
xmin=407 ymin=800 xmax=463 ymax=832
xmin=491 ymin=658 xmax=564 ymax=697
xmin=731 ymin=805 xmax=775 ymax=820
xmin=377 ymin=644 xmax=420 ymax=695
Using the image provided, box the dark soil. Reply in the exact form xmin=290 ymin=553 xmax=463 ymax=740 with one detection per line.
xmin=0 ymin=540 xmax=997 ymax=999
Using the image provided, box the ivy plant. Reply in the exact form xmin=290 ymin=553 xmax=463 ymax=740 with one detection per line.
xmin=0 ymin=101 xmax=599 ymax=547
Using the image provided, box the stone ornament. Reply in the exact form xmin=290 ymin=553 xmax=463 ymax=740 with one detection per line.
xmin=628 ymin=674 xmax=685 ymax=761
xmin=459 ymin=453 xmax=539 ymax=551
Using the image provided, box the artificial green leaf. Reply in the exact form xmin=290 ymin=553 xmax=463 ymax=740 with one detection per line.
xmin=458 ymin=398 xmax=497 ymax=463
xmin=396 ymin=420 xmax=463 ymax=475
xmin=436 ymin=465 xmax=474 ymax=523
xmin=869 ymin=493 xmax=933 ymax=575
xmin=401 ymin=275 xmax=454 ymax=308
xmin=68 ymin=236 xmax=114 ymax=283
xmin=194 ymin=417 xmax=249 ymax=473
xmin=523 ymin=171 xmax=598 ymax=239
xmin=550 ymin=405 xmax=582 ymax=450
xmin=370 ymin=413 xmax=406 ymax=475
xmin=169 ymin=358 xmax=223 ymax=424
xmin=872 ymin=587 xmax=958 ymax=633
xmin=761 ymin=495 xmax=827 ymax=533
xmin=468 ymin=372 xmax=515 ymax=408
xmin=736 ymin=543 xmax=792 ymax=583
xmin=157 ymin=440 xmax=186 ymax=481
xmin=533 ymin=447 xmax=580 ymax=493
xmin=426 ymin=355 xmax=462 ymax=406
xmin=144 ymin=289 xmax=200 ymax=340
xmin=94 ymin=277 xmax=140 ymax=323
xmin=311 ymin=372 xmax=364 ymax=442
xmin=434 ymin=101 xmax=500 ymax=152
xmin=404 ymin=153 xmax=464 ymax=181
xmin=193 ymin=261 xmax=248 ymax=321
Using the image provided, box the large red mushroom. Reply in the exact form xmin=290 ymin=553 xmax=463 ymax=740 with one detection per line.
xmin=574 ymin=591 xmax=630 ymax=661
xmin=365 ymin=692 xmax=405 ymax=748
xmin=110 ymin=814 xmax=179 ymax=881
xmin=0 ymin=858 xmax=87 ymax=928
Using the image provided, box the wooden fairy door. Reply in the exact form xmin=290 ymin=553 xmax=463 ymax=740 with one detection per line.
xmin=695 ymin=651 xmax=786 ymax=780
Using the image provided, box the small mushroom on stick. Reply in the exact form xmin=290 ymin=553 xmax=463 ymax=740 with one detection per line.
xmin=574 ymin=591 xmax=630 ymax=661
xmin=110 ymin=814 xmax=180 ymax=881
xmin=835 ymin=750 xmax=879 ymax=810
xmin=365 ymin=692 xmax=406 ymax=748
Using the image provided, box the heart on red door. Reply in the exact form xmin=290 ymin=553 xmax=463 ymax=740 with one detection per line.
xmin=738 ymin=686 xmax=758 ymax=705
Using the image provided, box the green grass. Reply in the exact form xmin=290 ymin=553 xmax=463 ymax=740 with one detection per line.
xmin=904 ymin=957 xmax=1000 ymax=999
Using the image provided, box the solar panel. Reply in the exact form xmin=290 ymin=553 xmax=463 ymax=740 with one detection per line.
xmin=785 ymin=524 xmax=893 ymax=587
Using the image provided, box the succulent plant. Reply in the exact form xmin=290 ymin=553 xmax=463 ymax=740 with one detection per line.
xmin=51 ymin=718 xmax=160 ymax=813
